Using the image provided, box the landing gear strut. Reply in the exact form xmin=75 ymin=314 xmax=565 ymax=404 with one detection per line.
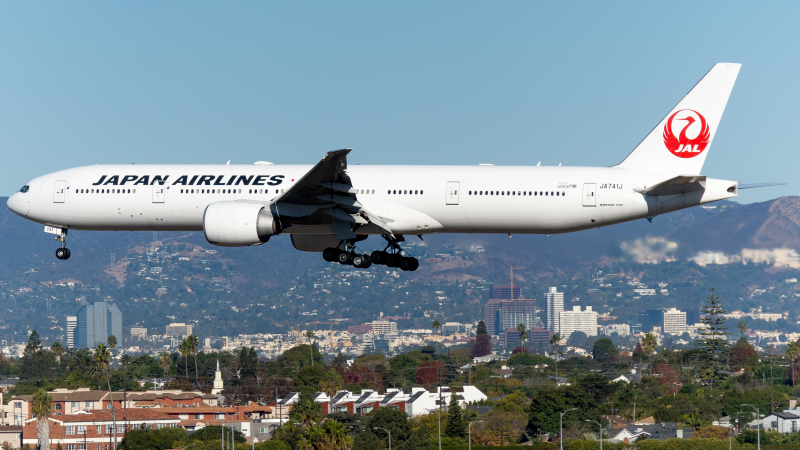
xmin=322 ymin=240 xmax=372 ymax=269
xmin=55 ymin=229 xmax=71 ymax=260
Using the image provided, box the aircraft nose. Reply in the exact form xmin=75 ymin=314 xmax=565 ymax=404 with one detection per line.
xmin=6 ymin=194 xmax=16 ymax=212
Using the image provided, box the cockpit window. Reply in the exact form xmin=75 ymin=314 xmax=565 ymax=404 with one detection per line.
xmin=19 ymin=185 xmax=29 ymax=193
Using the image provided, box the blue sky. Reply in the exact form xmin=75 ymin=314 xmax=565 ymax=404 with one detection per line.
xmin=1 ymin=2 xmax=798 ymax=203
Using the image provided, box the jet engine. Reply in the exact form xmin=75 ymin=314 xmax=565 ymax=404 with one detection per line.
xmin=203 ymin=201 xmax=281 ymax=247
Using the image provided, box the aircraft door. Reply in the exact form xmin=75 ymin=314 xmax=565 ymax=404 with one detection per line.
xmin=53 ymin=180 xmax=67 ymax=203
xmin=152 ymin=184 xmax=166 ymax=203
xmin=582 ymin=183 xmax=597 ymax=207
xmin=446 ymin=181 xmax=460 ymax=205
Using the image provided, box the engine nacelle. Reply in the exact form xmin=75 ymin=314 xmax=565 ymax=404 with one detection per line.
xmin=203 ymin=201 xmax=281 ymax=247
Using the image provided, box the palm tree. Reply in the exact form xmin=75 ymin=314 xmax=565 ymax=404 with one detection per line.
xmin=179 ymin=339 xmax=190 ymax=379
xmin=517 ymin=323 xmax=528 ymax=347
xmin=107 ymin=335 xmax=117 ymax=368
xmin=642 ymin=333 xmax=658 ymax=376
xmin=31 ymin=388 xmax=52 ymax=450
xmin=51 ymin=341 xmax=64 ymax=367
xmin=186 ymin=334 xmax=200 ymax=383
xmin=432 ymin=320 xmax=441 ymax=353
xmin=787 ymin=341 xmax=800 ymax=386
xmin=319 ymin=369 xmax=343 ymax=415
xmin=738 ymin=320 xmax=747 ymax=339
xmin=120 ymin=354 xmax=132 ymax=392
xmin=549 ymin=333 xmax=561 ymax=381
xmin=159 ymin=351 xmax=171 ymax=379
xmin=95 ymin=343 xmax=118 ymax=450
xmin=305 ymin=331 xmax=316 ymax=366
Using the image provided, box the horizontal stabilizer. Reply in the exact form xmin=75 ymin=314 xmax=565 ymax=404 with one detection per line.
xmin=739 ymin=182 xmax=786 ymax=189
xmin=636 ymin=175 xmax=706 ymax=196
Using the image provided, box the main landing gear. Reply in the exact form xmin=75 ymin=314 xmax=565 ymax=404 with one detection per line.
xmin=321 ymin=235 xmax=419 ymax=271
xmin=55 ymin=229 xmax=71 ymax=260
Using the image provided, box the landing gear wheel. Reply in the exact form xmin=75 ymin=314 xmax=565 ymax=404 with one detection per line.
xmin=337 ymin=251 xmax=353 ymax=265
xmin=371 ymin=250 xmax=388 ymax=265
xmin=56 ymin=248 xmax=70 ymax=260
xmin=65 ymin=248 xmax=71 ymax=259
xmin=360 ymin=256 xmax=372 ymax=269
xmin=385 ymin=253 xmax=401 ymax=268
xmin=322 ymin=247 xmax=340 ymax=262
xmin=407 ymin=257 xmax=419 ymax=271
xmin=400 ymin=257 xmax=413 ymax=271
xmin=352 ymin=254 xmax=367 ymax=268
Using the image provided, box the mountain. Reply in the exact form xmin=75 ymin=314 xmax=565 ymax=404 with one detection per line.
xmin=0 ymin=196 xmax=799 ymax=345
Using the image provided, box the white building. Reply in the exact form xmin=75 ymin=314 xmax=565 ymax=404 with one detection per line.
xmin=604 ymin=323 xmax=630 ymax=337
xmin=663 ymin=308 xmax=687 ymax=335
xmin=558 ymin=306 xmax=598 ymax=340
xmin=761 ymin=411 xmax=800 ymax=433
xmin=66 ymin=316 xmax=77 ymax=349
xmin=130 ymin=327 xmax=147 ymax=339
xmin=165 ymin=323 xmax=193 ymax=338
xmin=370 ymin=320 xmax=397 ymax=335
xmin=545 ymin=287 xmax=564 ymax=334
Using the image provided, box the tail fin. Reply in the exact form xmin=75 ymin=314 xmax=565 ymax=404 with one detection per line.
xmin=615 ymin=63 xmax=741 ymax=175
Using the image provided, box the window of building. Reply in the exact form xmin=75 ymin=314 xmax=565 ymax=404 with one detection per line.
xmin=107 ymin=403 xmax=113 ymax=410
xmin=117 ymin=425 xmax=125 ymax=433
xmin=97 ymin=425 xmax=103 ymax=434
xmin=772 ymin=421 xmax=778 ymax=429
xmin=67 ymin=445 xmax=75 ymax=450
xmin=72 ymin=402 xmax=80 ymax=409
xmin=66 ymin=426 xmax=75 ymax=435
xmin=106 ymin=425 xmax=113 ymax=434
xmin=86 ymin=402 xmax=94 ymax=408
xmin=78 ymin=445 xmax=85 ymax=450
xmin=13 ymin=402 xmax=21 ymax=409
xmin=194 ymin=414 xmax=203 ymax=419
xmin=215 ymin=414 xmax=224 ymax=420
xmin=55 ymin=403 xmax=62 ymax=410
xmin=77 ymin=425 xmax=86 ymax=434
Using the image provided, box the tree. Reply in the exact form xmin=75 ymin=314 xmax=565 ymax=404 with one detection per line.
xmin=787 ymin=341 xmax=800 ymax=386
xmin=566 ymin=331 xmax=587 ymax=348
xmin=730 ymin=337 xmax=758 ymax=371
xmin=305 ymin=331 xmax=316 ymax=366
xmin=432 ymin=320 xmax=442 ymax=353
xmin=107 ymin=335 xmax=117 ymax=369
xmin=186 ymin=334 xmax=200 ymax=382
xmin=481 ymin=391 xmax=528 ymax=445
xmin=31 ymin=389 xmax=52 ymax=450
xmin=289 ymin=392 xmax=322 ymax=428
xmin=159 ymin=351 xmax=171 ymax=378
xmin=592 ymin=338 xmax=618 ymax=366
xmin=738 ymin=320 xmax=747 ymax=339
xmin=415 ymin=361 xmax=443 ymax=386
xmin=445 ymin=393 xmax=467 ymax=439
xmin=470 ymin=321 xmax=492 ymax=358
xmin=508 ymin=353 xmax=553 ymax=367
xmin=95 ymin=343 xmax=118 ymax=450
xmin=696 ymin=287 xmax=730 ymax=381
xmin=354 ymin=407 xmax=428 ymax=450
xmin=120 ymin=353 xmax=132 ymax=393
xmin=179 ymin=339 xmax=190 ymax=379
xmin=319 ymin=368 xmax=343 ymax=414
xmin=549 ymin=333 xmax=561 ymax=380
xmin=641 ymin=333 xmax=658 ymax=376
xmin=51 ymin=341 xmax=64 ymax=367
xmin=239 ymin=346 xmax=258 ymax=380
xmin=517 ymin=323 xmax=528 ymax=346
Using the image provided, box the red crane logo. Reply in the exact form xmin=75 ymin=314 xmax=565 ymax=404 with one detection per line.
xmin=663 ymin=109 xmax=710 ymax=158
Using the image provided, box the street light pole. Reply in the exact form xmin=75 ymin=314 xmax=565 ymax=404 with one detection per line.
xmin=468 ymin=421 xmax=483 ymax=450
xmin=560 ymin=408 xmax=577 ymax=450
xmin=375 ymin=427 xmax=391 ymax=450
xmin=585 ymin=420 xmax=604 ymax=450
xmin=432 ymin=409 xmax=443 ymax=450
xmin=742 ymin=404 xmax=760 ymax=450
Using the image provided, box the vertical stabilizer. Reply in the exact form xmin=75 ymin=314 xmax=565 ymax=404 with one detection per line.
xmin=615 ymin=63 xmax=740 ymax=175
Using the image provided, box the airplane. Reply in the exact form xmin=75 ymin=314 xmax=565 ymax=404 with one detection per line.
xmin=6 ymin=63 xmax=772 ymax=271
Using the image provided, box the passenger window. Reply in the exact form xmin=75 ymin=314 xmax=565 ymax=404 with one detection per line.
xmin=420 ymin=190 xmax=423 ymax=194
xmin=371 ymin=190 xmax=375 ymax=194
xmin=415 ymin=190 xmax=418 ymax=194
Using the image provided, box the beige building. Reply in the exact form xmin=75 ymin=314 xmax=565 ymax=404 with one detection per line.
xmin=558 ymin=306 xmax=598 ymax=340
xmin=663 ymin=308 xmax=687 ymax=335
xmin=165 ymin=323 xmax=193 ymax=337
xmin=370 ymin=320 xmax=397 ymax=335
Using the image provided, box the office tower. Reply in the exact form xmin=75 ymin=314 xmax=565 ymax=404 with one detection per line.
xmin=165 ymin=323 xmax=193 ymax=337
xmin=498 ymin=309 xmax=542 ymax=333
xmin=75 ymin=302 xmax=122 ymax=348
xmin=674 ymin=282 xmax=702 ymax=324
xmin=644 ymin=309 xmax=664 ymax=333
xmin=558 ymin=306 xmax=598 ymax=340
xmin=545 ymin=287 xmax=564 ymax=334
xmin=66 ymin=316 xmax=77 ymax=349
xmin=490 ymin=285 xmax=521 ymax=300
xmin=663 ymin=308 xmax=687 ymax=335
xmin=484 ymin=298 xmax=537 ymax=336
xmin=503 ymin=327 xmax=522 ymax=347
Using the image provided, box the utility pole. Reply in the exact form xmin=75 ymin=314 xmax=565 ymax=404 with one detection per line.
xmin=770 ymin=345 xmax=775 ymax=412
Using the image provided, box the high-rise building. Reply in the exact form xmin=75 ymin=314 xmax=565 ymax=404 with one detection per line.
xmin=674 ymin=282 xmax=702 ymax=324
xmin=165 ymin=323 xmax=193 ymax=338
xmin=483 ymin=299 xmax=537 ymax=335
xmin=528 ymin=327 xmax=552 ymax=343
xmin=503 ymin=327 xmax=522 ymax=347
xmin=644 ymin=310 xmax=664 ymax=333
xmin=545 ymin=287 xmax=564 ymax=334
xmin=66 ymin=316 xmax=77 ymax=349
xmin=663 ymin=308 xmax=687 ymax=335
xmin=490 ymin=285 xmax=522 ymax=300
xmin=558 ymin=306 xmax=598 ymax=340
xmin=370 ymin=320 xmax=397 ymax=335
xmin=75 ymin=302 xmax=122 ymax=348
xmin=604 ymin=323 xmax=631 ymax=337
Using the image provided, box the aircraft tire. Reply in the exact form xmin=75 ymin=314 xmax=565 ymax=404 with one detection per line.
xmin=371 ymin=250 xmax=387 ymax=265
xmin=408 ymin=257 xmax=419 ymax=271
xmin=399 ymin=257 xmax=412 ymax=271
xmin=385 ymin=253 xmax=401 ymax=268
xmin=322 ymin=247 xmax=339 ymax=262
xmin=360 ymin=256 xmax=372 ymax=269
xmin=352 ymin=254 xmax=366 ymax=267
xmin=337 ymin=251 xmax=352 ymax=265
xmin=56 ymin=248 xmax=68 ymax=260
xmin=65 ymin=248 xmax=71 ymax=259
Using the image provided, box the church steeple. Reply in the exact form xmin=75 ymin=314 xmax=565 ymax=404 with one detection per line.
xmin=211 ymin=359 xmax=224 ymax=395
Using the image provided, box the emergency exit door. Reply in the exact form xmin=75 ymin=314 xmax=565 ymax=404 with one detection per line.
xmin=582 ymin=183 xmax=597 ymax=207
xmin=446 ymin=181 xmax=460 ymax=205
xmin=53 ymin=180 xmax=67 ymax=203
xmin=152 ymin=184 xmax=166 ymax=203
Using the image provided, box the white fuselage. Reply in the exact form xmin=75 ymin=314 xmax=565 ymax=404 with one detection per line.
xmin=6 ymin=163 xmax=738 ymax=236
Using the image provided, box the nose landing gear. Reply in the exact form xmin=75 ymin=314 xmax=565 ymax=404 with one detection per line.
xmin=54 ymin=229 xmax=71 ymax=260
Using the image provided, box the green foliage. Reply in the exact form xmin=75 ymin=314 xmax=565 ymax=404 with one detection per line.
xmin=508 ymin=353 xmax=553 ymax=367
xmin=354 ymin=407 xmax=429 ymax=450
xmin=591 ymin=338 xmax=618 ymax=366
xmin=445 ymin=393 xmax=467 ymax=439
xmin=276 ymin=344 xmax=323 ymax=373
xmin=239 ymin=346 xmax=258 ymax=379
xmin=696 ymin=287 xmax=731 ymax=380
xmin=476 ymin=321 xmax=488 ymax=335
xmin=527 ymin=385 xmax=593 ymax=435
xmin=635 ymin=438 xmax=754 ymax=450
xmin=288 ymin=392 xmax=322 ymax=427
xmin=187 ymin=426 xmax=245 ymax=443
xmin=119 ymin=427 xmax=188 ymax=450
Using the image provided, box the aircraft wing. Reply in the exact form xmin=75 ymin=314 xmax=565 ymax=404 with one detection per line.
xmin=271 ymin=149 xmax=392 ymax=239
